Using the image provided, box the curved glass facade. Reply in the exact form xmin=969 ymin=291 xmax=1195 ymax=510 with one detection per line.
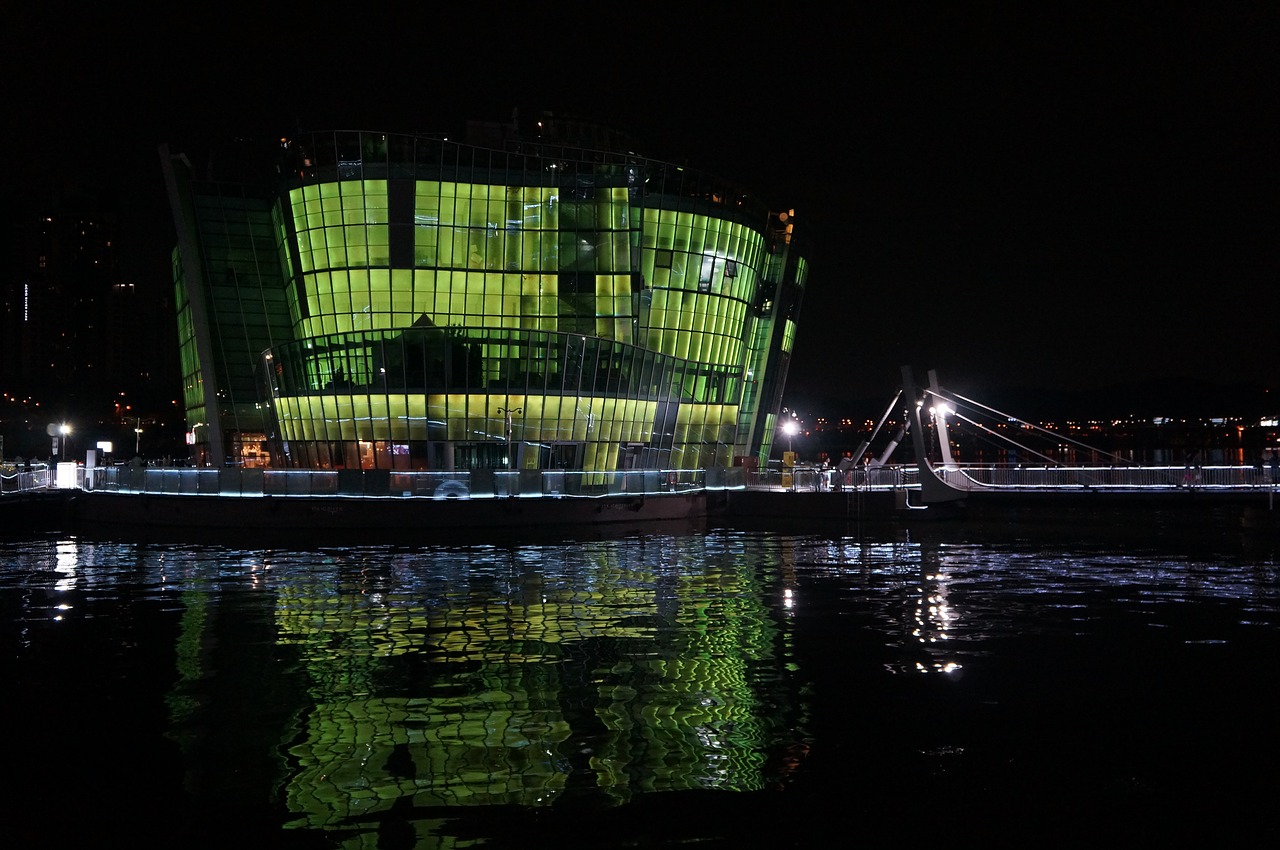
xmin=165 ymin=121 xmax=808 ymax=471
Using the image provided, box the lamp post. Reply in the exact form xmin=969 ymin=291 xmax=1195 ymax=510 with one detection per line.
xmin=782 ymin=419 xmax=799 ymax=454
xmin=780 ymin=406 xmax=802 ymax=455
xmin=59 ymin=423 xmax=72 ymax=462
xmin=189 ymin=422 xmax=207 ymax=466
xmin=497 ymin=407 xmax=523 ymax=466
xmin=134 ymin=417 xmax=143 ymax=455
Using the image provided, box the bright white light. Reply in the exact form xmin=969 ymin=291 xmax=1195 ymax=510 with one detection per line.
xmin=782 ymin=420 xmax=800 ymax=436
xmin=55 ymin=462 xmax=78 ymax=489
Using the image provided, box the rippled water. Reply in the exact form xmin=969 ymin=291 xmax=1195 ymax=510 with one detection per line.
xmin=2 ymin=519 xmax=1278 ymax=847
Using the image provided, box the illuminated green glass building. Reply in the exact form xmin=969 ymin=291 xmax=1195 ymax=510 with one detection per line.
xmin=161 ymin=116 xmax=808 ymax=472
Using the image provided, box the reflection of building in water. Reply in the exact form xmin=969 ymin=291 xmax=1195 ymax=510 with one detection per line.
xmin=233 ymin=540 xmax=806 ymax=834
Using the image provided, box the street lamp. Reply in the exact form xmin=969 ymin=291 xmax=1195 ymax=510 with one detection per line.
xmin=187 ymin=422 xmax=208 ymax=466
xmin=782 ymin=418 xmax=800 ymax=454
xmin=134 ymin=418 xmax=143 ymax=455
xmin=497 ymin=407 xmax=523 ymax=466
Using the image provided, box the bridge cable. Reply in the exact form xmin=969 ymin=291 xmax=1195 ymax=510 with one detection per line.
xmin=950 ymin=411 xmax=1059 ymax=466
xmin=941 ymin=388 xmax=1136 ymax=466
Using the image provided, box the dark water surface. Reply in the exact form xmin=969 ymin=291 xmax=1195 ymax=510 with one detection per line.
xmin=3 ymin=517 xmax=1278 ymax=848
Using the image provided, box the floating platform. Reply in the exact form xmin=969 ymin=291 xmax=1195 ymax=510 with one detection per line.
xmin=4 ymin=485 xmax=1277 ymax=544
xmin=3 ymin=488 xmax=724 ymax=544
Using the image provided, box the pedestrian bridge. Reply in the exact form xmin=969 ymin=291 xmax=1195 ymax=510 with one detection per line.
xmin=762 ymin=464 xmax=1280 ymax=494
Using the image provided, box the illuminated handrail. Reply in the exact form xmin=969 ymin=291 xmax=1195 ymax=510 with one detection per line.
xmin=744 ymin=465 xmax=914 ymax=492
xmin=0 ymin=466 xmax=52 ymax=494
xmin=57 ymin=463 xmax=1280 ymax=498
xmin=83 ymin=466 xmax=735 ymax=499
xmin=744 ymin=464 xmax=1279 ymax=493
xmin=939 ymin=464 xmax=1280 ymax=491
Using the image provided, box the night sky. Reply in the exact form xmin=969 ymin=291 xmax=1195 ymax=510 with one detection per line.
xmin=7 ymin=5 xmax=1277 ymax=420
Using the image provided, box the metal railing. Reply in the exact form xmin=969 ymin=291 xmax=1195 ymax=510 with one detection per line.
xmin=746 ymin=463 xmax=1280 ymax=494
xmin=1 ymin=464 xmax=52 ymax=494
xmin=79 ymin=465 xmax=741 ymax=499
xmin=936 ymin=464 xmax=1280 ymax=492
xmin=7 ymin=462 xmax=1275 ymax=499
xmin=745 ymin=465 xmax=917 ymax=492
